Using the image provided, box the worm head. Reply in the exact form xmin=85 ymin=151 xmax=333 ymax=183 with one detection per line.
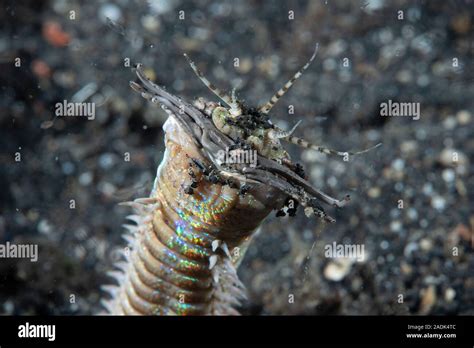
xmin=211 ymin=106 xmax=244 ymax=140
xmin=209 ymin=105 xmax=288 ymax=161
xmin=247 ymin=128 xmax=290 ymax=161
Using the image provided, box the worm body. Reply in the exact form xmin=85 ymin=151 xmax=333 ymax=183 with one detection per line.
xmin=102 ymin=116 xmax=285 ymax=315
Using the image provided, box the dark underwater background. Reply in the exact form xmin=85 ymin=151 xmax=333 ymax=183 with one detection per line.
xmin=0 ymin=0 xmax=472 ymax=314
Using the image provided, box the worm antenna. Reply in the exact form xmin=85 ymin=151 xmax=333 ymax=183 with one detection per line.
xmin=285 ymin=136 xmax=382 ymax=158
xmin=184 ymin=53 xmax=242 ymax=116
xmin=269 ymin=120 xmax=302 ymax=139
xmin=258 ymin=43 xmax=319 ymax=114
xmin=231 ymin=87 xmax=238 ymax=105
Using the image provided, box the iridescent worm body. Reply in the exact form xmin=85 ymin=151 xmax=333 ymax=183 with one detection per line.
xmin=100 ymin=45 xmax=380 ymax=315
xmin=101 ymin=116 xmax=284 ymax=315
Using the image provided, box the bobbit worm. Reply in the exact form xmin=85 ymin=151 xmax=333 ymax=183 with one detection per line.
xmin=100 ymin=46 xmax=380 ymax=315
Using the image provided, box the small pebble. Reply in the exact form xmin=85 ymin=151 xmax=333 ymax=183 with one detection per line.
xmin=401 ymin=262 xmax=413 ymax=275
xmin=366 ymin=129 xmax=380 ymax=141
xmin=98 ymin=181 xmax=116 ymax=196
xmin=38 ymin=219 xmax=53 ymax=235
xmin=422 ymin=183 xmax=433 ymax=195
xmin=378 ymin=28 xmax=393 ymax=43
xmin=417 ymin=74 xmax=430 ymax=87
xmin=424 ymin=275 xmax=439 ymax=285
xmin=327 ymin=176 xmax=337 ymax=188
xmin=99 ymin=3 xmax=122 ymax=23
xmin=79 ymin=172 xmax=93 ymax=186
xmin=148 ymin=0 xmax=176 ymax=14
xmin=74 ymin=245 xmax=87 ymax=260
xmin=390 ymin=220 xmax=402 ymax=233
xmin=323 ymin=58 xmax=337 ymax=71
xmin=442 ymin=168 xmax=455 ymax=183
xmin=415 ymin=128 xmax=427 ymax=140
xmin=53 ymin=71 xmax=76 ymax=89
xmin=400 ymin=140 xmax=417 ymax=154
xmin=431 ymin=195 xmax=446 ymax=211
xmin=189 ymin=27 xmax=210 ymax=40
xmin=404 ymin=242 xmax=418 ymax=257
xmin=391 ymin=158 xmax=405 ymax=171
xmin=351 ymin=277 xmax=363 ymax=291
xmin=419 ymin=285 xmax=436 ymax=314
xmin=324 ymin=259 xmax=353 ymax=282
xmin=141 ymin=14 xmax=160 ymax=33
xmin=456 ymin=110 xmax=471 ymax=125
xmin=3 ymin=300 xmax=14 ymax=314
xmin=407 ymin=208 xmax=418 ymax=220
xmin=368 ymin=187 xmax=381 ymax=198
xmin=396 ymin=69 xmax=412 ymax=84
xmin=394 ymin=182 xmax=404 ymax=192
xmin=420 ymin=238 xmax=433 ymax=251
xmin=326 ymin=39 xmax=347 ymax=56
xmin=61 ymin=161 xmax=75 ymax=175
xmin=451 ymin=14 xmax=471 ymax=34
xmin=444 ymin=288 xmax=456 ymax=302
xmin=99 ymin=153 xmax=117 ymax=169
xmin=390 ymin=208 xmax=401 ymax=219
xmin=442 ymin=116 xmax=457 ymax=130
xmin=439 ymin=148 xmax=468 ymax=167
xmin=235 ymin=57 xmax=253 ymax=74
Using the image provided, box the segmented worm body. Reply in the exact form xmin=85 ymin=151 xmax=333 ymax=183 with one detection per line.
xmin=101 ymin=46 xmax=379 ymax=315
xmin=102 ymin=116 xmax=285 ymax=315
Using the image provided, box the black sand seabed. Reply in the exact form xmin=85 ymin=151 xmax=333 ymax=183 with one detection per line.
xmin=0 ymin=0 xmax=472 ymax=315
